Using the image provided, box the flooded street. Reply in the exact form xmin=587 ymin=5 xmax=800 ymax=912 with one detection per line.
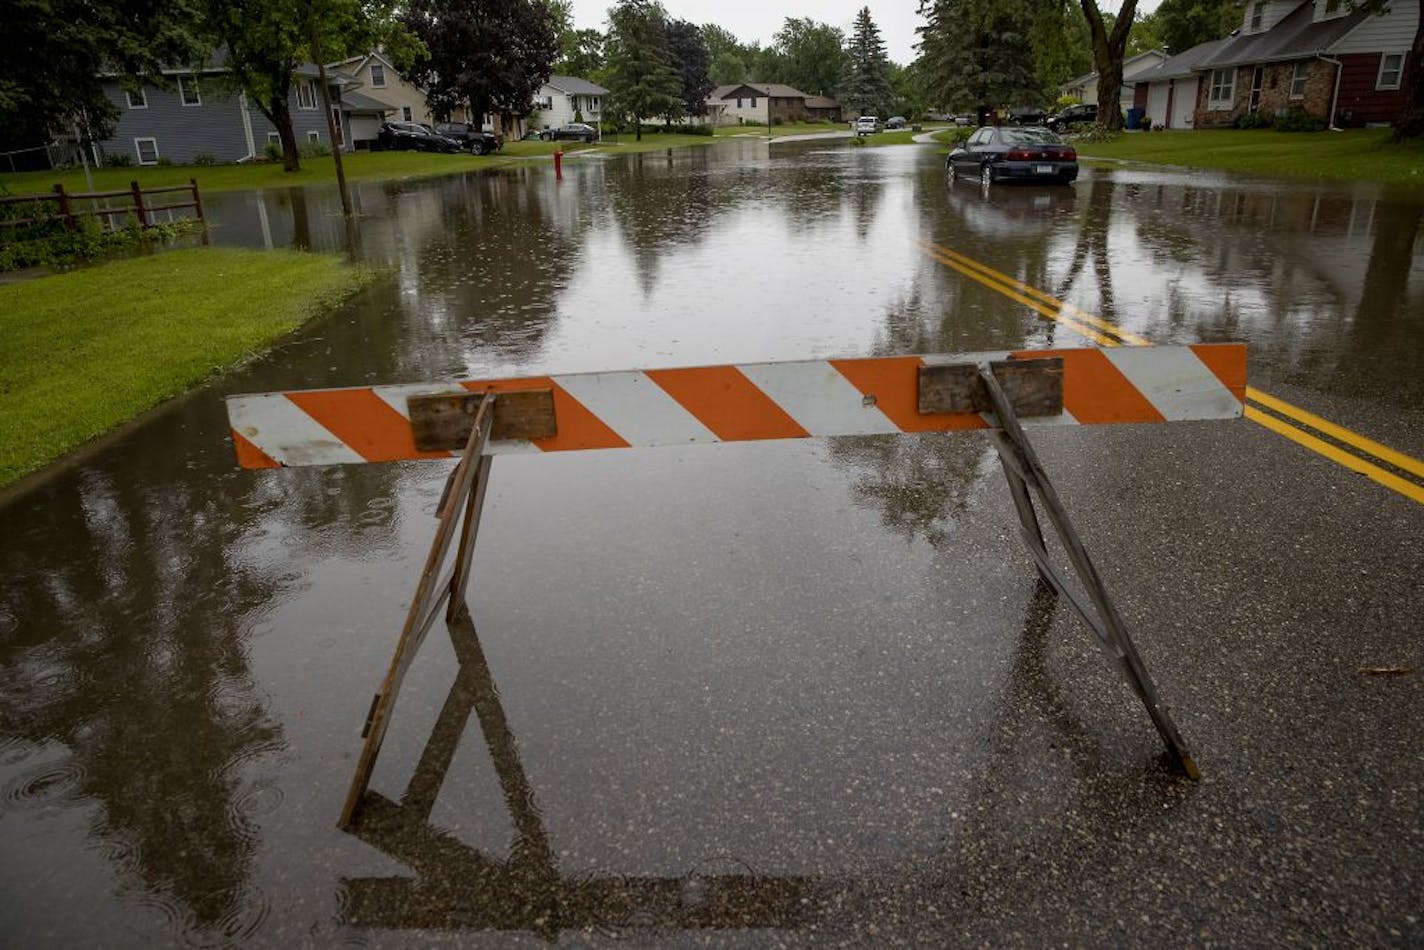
xmin=2 ymin=140 xmax=1421 ymax=944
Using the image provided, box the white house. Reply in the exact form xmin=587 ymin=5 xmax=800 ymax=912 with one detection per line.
xmin=1059 ymin=49 xmax=1170 ymax=107
xmin=532 ymin=75 xmax=607 ymax=130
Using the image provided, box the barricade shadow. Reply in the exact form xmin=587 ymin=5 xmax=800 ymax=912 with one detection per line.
xmin=338 ymin=608 xmax=815 ymax=937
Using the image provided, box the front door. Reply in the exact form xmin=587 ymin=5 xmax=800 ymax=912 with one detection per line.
xmin=1249 ymin=66 xmax=1265 ymax=113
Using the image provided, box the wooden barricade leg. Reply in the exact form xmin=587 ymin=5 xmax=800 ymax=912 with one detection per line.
xmin=339 ymin=392 xmax=497 ymax=829
xmin=979 ymin=367 xmax=1200 ymax=780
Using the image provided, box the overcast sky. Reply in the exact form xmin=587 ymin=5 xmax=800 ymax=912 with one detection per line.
xmin=568 ymin=0 xmax=1160 ymax=67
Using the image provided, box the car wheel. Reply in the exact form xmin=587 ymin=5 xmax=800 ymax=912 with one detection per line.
xmin=981 ymin=163 xmax=994 ymax=187
xmin=472 ymin=141 xmax=486 ymax=155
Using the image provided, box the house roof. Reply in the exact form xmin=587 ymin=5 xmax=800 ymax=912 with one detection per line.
xmin=1061 ymin=49 xmax=1170 ymax=88
xmin=709 ymin=82 xmax=810 ymax=100
xmin=804 ymin=95 xmax=840 ymax=109
xmin=546 ymin=74 xmax=608 ymax=95
xmin=1138 ymin=38 xmax=1234 ymax=81
xmin=1198 ymin=0 xmax=1369 ymax=68
xmin=340 ymin=90 xmax=393 ymax=114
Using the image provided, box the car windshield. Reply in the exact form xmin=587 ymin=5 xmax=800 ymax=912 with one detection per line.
xmin=1001 ymin=128 xmax=1063 ymax=145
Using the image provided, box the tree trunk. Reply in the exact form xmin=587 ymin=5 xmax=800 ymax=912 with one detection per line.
xmin=635 ymin=113 xmax=642 ymax=140
xmin=1394 ymin=15 xmax=1424 ymax=139
xmin=314 ymin=46 xmax=352 ymax=216
xmin=1080 ymin=0 xmax=1138 ymax=130
xmin=268 ymin=94 xmax=302 ymax=172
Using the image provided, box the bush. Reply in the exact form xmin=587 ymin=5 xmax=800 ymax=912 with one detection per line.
xmin=680 ymin=124 xmax=714 ymax=136
xmin=103 ymin=152 xmax=132 ymax=167
xmin=1275 ymin=107 xmax=1324 ymax=132
xmin=941 ymin=126 xmax=974 ymax=145
xmin=263 ymin=141 xmax=282 ymax=161
xmin=1055 ymin=94 xmax=1080 ymax=109
xmin=771 ymin=115 xmax=784 ymax=126
xmin=1235 ymin=112 xmax=1270 ymax=129
xmin=1072 ymin=122 xmax=1120 ymax=143
xmin=156 ymin=156 xmax=173 ymax=166
xmin=299 ymin=140 xmax=333 ymax=157
xmin=193 ymin=153 xmax=217 ymax=166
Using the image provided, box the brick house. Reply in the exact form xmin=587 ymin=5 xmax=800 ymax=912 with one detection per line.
xmin=1190 ymin=0 xmax=1417 ymax=128
xmin=706 ymin=84 xmax=813 ymax=125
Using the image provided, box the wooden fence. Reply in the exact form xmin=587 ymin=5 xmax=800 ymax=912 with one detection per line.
xmin=0 ymin=179 xmax=204 ymax=235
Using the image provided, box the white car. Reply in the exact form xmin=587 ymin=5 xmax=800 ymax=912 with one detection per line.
xmin=855 ymin=116 xmax=880 ymax=135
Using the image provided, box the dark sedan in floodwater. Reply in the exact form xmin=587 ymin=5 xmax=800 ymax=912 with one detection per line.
xmin=945 ymin=126 xmax=1078 ymax=186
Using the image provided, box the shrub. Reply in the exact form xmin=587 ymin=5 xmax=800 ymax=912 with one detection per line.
xmin=1055 ymin=94 xmax=1080 ymax=109
xmin=263 ymin=141 xmax=283 ymax=161
xmin=103 ymin=152 xmax=132 ymax=167
xmin=771 ymin=115 xmax=784 ymax=126
xmin=1234 ymin=112 xmax=1270 ymax=129
xmin=299 ymin=140 xmax=332 ymax=157
xmin=193 ymin=153 xmax=217 ymax=166
xmin=156 ymin=156 xmax=173 ymax=166
xmin=1072 ymin=122 xmax=1120 ymax=143
xmin=1275 ymin=108 xmax=1324 ymax=132
xmin=680 ymin=124 xmax=714 ymax=136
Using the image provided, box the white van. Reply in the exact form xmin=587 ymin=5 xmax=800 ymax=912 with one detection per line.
xmin=855 ymin=116 xmax=879 ymax=135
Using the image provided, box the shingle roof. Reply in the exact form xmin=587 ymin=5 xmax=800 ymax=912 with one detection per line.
xmin=547 ymin=74 xmax=608 ymax=95
xmin=340 ymin=90 xmax=393 ymax=114
xmin=1198 ymin=0 xmax=1369 ymax=68
xmin=1138 ymin=38 xmax=1234 ymax=81
xmin=805 ymin=95 xmax=840 ymax=109
xmin=709 ymin=82 xmax=810 ymax=100
xmin=1061 ymin=49 xmax=1171 ymax=88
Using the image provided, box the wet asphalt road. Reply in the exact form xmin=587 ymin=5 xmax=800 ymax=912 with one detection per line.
xmin=0 ymin=139 xmax=1421 ymax=945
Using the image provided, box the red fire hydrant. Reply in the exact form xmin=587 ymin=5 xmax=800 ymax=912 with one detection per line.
xmin=553 ymin=148 xmax=563 ymax=181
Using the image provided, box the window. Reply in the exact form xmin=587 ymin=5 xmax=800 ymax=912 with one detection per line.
xmin=297 ymin=80 xmax=317 ymax=110
xmin=179 ymin=76 xmax=201 ymax=106
xmin=1250 ymin=1 xmax=1265 ymax=30
xmin=402 ymin=105 xmax=412 ymax=121
xmin=750 ymin=97 xmax=757 ymax=107
xmin=1378 ymin=53 xmax=1404 ymax=90
xmin=126 ymin=87 xmax=147 ymax=109
xmin=1209 ymin=68 xmax=1235 ymax=107
xmin=736 ymin=97 xmax=742 ymax=108
xmin=307 ymin=130 xmax=320 ymax=142
xmin=267 ymin=132 xmax=280 ymax=145
xmin=1290 ymin=62 xmax=1310 ymax=98
xmin=590 ymin=96 xmax=600 ymax=109
xmin=331 ymin=107 xmax=344 ymax=146
xmin=134 ymin=137 xmax=159 ymax=165
xmin=369 ymin=64 xmax=386 ymax=87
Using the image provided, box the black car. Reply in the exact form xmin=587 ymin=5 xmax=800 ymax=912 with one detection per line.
xmin=541 ymin=123 xmax=598 ymax=143
xmin=945 ymin=126 xmax=1078 ymax=186
xmin=377 ymin=122 xmax=462 ymax=153
xmin=885 ymin=115 xmax=907 ymax=130
xmin=433 ymin=123 xmax=503 ymax=155
xmin=1008 ymin=106 xmax=1047 ymax=125
xmin=1045 ymin=103 xmax=1098 ymax=132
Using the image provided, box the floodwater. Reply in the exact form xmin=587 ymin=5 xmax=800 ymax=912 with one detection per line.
xmin=2 ymin=140 xmax=1421 ymax=945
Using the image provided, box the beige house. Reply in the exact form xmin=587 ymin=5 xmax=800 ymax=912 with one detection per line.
xmin=705 ymin=83 xmax=814 ymax=125
xmin=330 ymin=52 xmax=435 ymax=127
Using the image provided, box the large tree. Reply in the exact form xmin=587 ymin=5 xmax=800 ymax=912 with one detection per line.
xmin=664 ymin=19 xmax=712 ymax=120
xmin=1028 ymin=0 xmax=1093 ymax=97
xmin=773 ymin=18 xmax=846 ymax=97
xmin=1079 ymin=0 xmax=1138 ymax=129
xmin=1153 ymin=0 xmax=1239 ymax=55
xmin=918 ymin=0 xmax=1039 ymax=114
xmin=204 ymin=0 xmax=310 ymax=171
xmin=604 ymin=0 xmax=681 ymax=138
xmin=557 ymin=29 xmax=605 ymax=76
xmin=702 ymin=23 xmax=757 ymax=85
xmin=840 ymin=7 xmax=894 ymax=117
xmin=402 ymin=0 xmax=559 ymax=128
xmin=0 ymin=0 xmax=206 ymax=156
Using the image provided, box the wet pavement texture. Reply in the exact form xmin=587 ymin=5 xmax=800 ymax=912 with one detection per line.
xmin=1 ymin=140 xmax=1421 ymax=945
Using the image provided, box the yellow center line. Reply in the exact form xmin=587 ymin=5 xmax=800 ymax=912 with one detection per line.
xmin=917 ymin=238 xmax=1424 ymax=505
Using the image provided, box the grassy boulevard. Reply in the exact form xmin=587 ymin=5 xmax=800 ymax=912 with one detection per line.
xmin=0 ymin=246 xmax=376 ymax=487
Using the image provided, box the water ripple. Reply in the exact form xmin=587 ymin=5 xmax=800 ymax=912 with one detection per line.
xmin=2 ymin=757 xmax=87 ymax=811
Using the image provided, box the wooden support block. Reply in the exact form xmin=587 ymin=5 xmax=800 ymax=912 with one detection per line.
xmin=917 ymin=357 xmax=1063 ymax=417
xmin=409 ymin=388 xmax=557 ymax=450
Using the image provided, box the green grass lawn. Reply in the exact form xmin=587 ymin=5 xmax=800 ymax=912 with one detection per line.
xmin=0 ymin=246 xmax=377 ymax=486
xmin=714 ymin=122 xmax=849 ymax=138
xmin=1074 ymin=128 xmax=1424 ymax=186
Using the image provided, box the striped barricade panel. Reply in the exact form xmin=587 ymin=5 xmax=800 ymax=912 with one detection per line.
xmin=226 ymin=344 xmax=1246 ymax=469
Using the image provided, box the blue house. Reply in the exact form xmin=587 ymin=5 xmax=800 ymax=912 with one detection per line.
xmin=96 ymin=61 xmax=389 ymax=165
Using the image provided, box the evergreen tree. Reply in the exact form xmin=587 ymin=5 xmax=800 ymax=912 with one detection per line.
xmin=918 ymin=0 xmax=1039 ymax=114
xmin=604 ymin=0 xmax=681 ymax=139
xmin=840 ymin=7 xmax=894 ymax=117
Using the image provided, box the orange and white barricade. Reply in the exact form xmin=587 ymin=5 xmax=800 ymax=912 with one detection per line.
xmin=225 ymin=344 xmax=1246 ymax=827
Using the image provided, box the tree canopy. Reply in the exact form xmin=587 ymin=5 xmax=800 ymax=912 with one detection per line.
xmin=773 ymin=18 xmax=846 ymax=97
xmin=664 ymin=19 xmax=712 ymax=119
xmin=1152 ymin=0 xmax=1240 ymax=54
xmin=0 ymin=0 xmax=207 ymax=153
xmin=604 ymin=0 xmax=682 ymax=137
xmin=401 ymin=0 xmax=559 ymax=127
xmin=840 ymin=7 xmax=894 ymax=117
